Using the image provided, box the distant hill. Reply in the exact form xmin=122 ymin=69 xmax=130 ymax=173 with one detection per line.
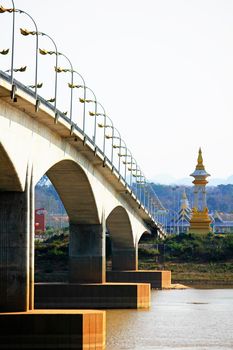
xmin=35 ymin=176 xmax=233 ymax=215
xmin=151 ymin=183 xmax=233 ymax=213
xmin=151 ymin=174 xmax=233 ymax=186
xmin=35 ymin=176 xmax=66 ymax=215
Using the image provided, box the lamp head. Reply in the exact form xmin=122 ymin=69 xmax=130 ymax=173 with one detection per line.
xmin=0 ymin=48 xmax=9 ymax=55
xmin=69 ymin=83 xmax=83 ymax=89
xmin=47 ymin=98 xmax=56 ymax=103
xmin=0 ymin=6 xmax=14 ymax=13
xmin=39 ymin=48 xmax=55 ymax=55
xmin=20 ymin=28 xmax=30 ymax=36
xmin=28 ymin=82 xmax=43 ymax=88
xmin=79 ymin=97 xmax=93 ymax=103
xmin=39 ymin=48 xmax=48 ymax=55
xmin=13 ymin=66 xmax=27 ymax=72
xmin=118 ymin=153 xmax=127 ymax=157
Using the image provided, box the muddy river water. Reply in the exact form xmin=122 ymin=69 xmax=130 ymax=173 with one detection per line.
xmin=106 ymin=288 xmax=233 ymax=350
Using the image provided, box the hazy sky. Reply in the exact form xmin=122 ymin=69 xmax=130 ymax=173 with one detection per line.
xmin=1 ymin=0 xmax=233 ymax=184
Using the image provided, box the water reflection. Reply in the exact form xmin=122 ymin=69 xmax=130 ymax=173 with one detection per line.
xmin=106 ymin=289 xmax=233 ymax=350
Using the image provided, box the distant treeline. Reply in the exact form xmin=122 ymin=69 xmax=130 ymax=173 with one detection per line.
xmin=151 ymin=183 xmax=233 ymax=213
xmin=35 ymin=176 xmax=233 ymax=214
xmin=139 ymin=233 xmax=233 ymax=263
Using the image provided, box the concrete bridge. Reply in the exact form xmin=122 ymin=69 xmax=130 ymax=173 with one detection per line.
xmin=0 ymin=3 xmax=169 ymax=347
xmin=0 ymin=71 xmax=167 ymax=313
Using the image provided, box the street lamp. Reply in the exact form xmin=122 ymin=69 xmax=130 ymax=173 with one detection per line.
xmin=0 ymin=6 xmax=41 ymax=107
xmin=114 ymin=141 xmax=136 ymax=185
xmin=58 ymin=69 xmax=86 ymax=127
xmin=5 ymin=65 xmax=26 ymax=73
xmin=123 ymin=152 xmax=136 ymax=188
xmin=18 ymin=8 xmax=41 ymax=109
xmin=16 ymin=26 xmax=59 ymax=113
xmin=38 ymin=46 xmax=58 ymax=117
xmin=128 ymin=161 xmax=139 ymax=193
xmin=80 ymin=94 xmax=109 ymax=151
xmin=50 ymin=53 xmax=75 ymax=122
xmin=136 ymin=172 xmax=146 ymax=207
xmin=78 ymin=87 xmax=97 ymax=136
xmin=96 ymin=114 xmax=114 ymax=162
xmin=105 ymin=128 xmax=122 ymax=173
xmin=93 ymin=102 xmax=107 ymax=154
xmin=0 ymin=1 xmax=15 ymax=92
xmin=133 ymin=168 xmax=145 ymax=203
xmin=55 ymin=58 xmax=75 ymax=122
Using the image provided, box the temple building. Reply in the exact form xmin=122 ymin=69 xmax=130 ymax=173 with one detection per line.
xmin=212 ymin=212 xmax=233 ymax=234
xmin=165 ymin=189 xmax=192 ymax=234
xmin=189 ymin=148 xmax=212 ymax=234
xmin=177 ymin=189 xmax=192 ymax=233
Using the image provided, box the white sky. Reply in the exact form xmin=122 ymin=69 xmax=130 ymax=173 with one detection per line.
xmin=1 ymin=0 xmax=233 ymax=183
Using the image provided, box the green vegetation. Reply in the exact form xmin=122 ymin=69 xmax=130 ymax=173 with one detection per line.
xmin=139 ymin=233 xmax=233 ymax=285
xmin=163 ymin=233 xmax=233 ymax=262
xmin=140 ymin=232 xmax=233 ymax=262
xmin=35 ymin=230 xmax=69 ymax=282
xmin=35 ymin=230 xmax=233 ymax=285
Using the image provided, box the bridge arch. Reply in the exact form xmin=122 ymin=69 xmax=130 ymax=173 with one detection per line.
xmin=137 ymin=230 xmax=151 ymax=244
xmin=106 ymin=206 xmax=134 ymax=249
xmin=44 ymin=159 xmax=100 ymax=225
xmin=106 ymin=206 xmax=137 ymax=270
xmin=0 ymin=143 xmax=22 ymax=191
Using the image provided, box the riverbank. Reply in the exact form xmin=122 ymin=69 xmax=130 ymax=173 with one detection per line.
xmin=34 ymin=235 xmax=233 ymax=286
xmin=138 ymin=259 xmax=233 ymax=286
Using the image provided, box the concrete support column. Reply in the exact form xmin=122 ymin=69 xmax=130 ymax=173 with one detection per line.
xmin=112 ymin=247 xmax=138 ymax=271
xmin=69 ymin=223 xmax=106 ymax=283
xmin=0 ymin=175 xmax=34 ymax=312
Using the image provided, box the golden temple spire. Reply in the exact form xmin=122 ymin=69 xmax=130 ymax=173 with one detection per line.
xmin=189 ymin=148 xmax=212 ymax=234
xmin=196 ymin=147 xmax=205 ymax=170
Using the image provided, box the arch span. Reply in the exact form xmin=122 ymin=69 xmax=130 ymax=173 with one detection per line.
xmin=106 ymin=206 xmax=134 ymax=248
xmin=0 ymin=143 xmax=22 ymax=191
xmin=46 ymin=159 xmax=99 ymax=224
xmin=106 ymin=206 xmax=137 ymax=270
xmin=137 ymin=230 xmax=151 ymax=244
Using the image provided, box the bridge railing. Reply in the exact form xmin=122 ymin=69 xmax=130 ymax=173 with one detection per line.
xmin=0 ymin=1 xmax=167 ymax=235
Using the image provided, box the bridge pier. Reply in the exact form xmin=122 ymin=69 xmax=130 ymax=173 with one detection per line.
xmin=0 ymin=176 xmax=34 ymax=312
xmin=0 ymin=310 xmax=106 ymax=349
xmin=69 ymin=222 xmax=106 ymax=283
xmin=0 ymin=184 xmax=107 ymax=349
xmin=112 ymin=247 xmax=138 ymax=270
xmin=107 ymin=270 xmax=171 ymax=289
xmin=108 ymin=243 xmax=171 ymax=289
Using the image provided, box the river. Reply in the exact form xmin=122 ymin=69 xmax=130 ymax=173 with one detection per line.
xmin=106 ymin=288 xmax=233 ymax=350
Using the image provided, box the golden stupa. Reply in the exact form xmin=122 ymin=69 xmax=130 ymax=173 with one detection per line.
xmin=189 ymin=148 xmax=212 ymax=234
